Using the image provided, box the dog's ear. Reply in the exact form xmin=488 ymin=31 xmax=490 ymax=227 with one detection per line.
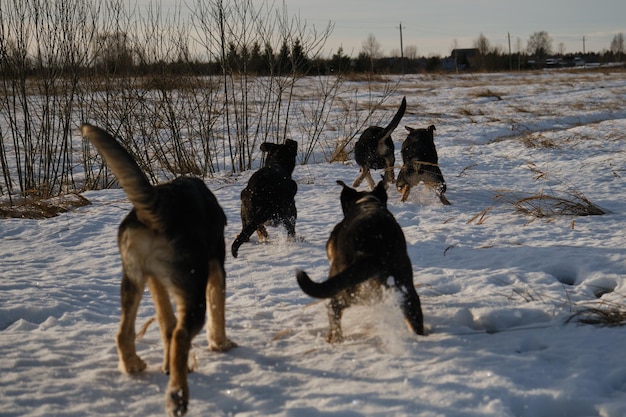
xmin=373 ymin=181 xmax=388 ymax=206
xmin=405 ymin=126 xmax=415 ymax=133
xmin=428 ymin=125 xmax=436 ymax=132
xmin=285 ymin=139 xmax=298 ymax=151
xmin=337 ymin=180 xmax=358 ymax=215
xmin=260 ymin=142 xmax=278 ymax=152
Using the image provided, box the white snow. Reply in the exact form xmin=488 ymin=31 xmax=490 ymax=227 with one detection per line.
xmin=1 ymin=71 xmax=626 ymax=416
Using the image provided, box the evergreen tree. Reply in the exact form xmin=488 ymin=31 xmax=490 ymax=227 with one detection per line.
xmin=277 ymin=40 xmax=291 ymax=75
xmin=291 ymin=38 xmax=309 ymax=74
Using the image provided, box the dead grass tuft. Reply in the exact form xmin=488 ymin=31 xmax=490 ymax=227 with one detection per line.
xmin=0 ymin=193 xmax=91 ymax=219
xmin=473 ymin=89 xmax=503 ymax=101
xmin=500 ymin=191 xmax=606 ymax=218
xmin=497 ymin=164 xmax=606 ymax=218
xmin=567 ymin=306 xmax=626 ymax=327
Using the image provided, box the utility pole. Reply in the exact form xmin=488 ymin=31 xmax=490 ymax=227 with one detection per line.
xmin=398 ymin=22 xmax=405 ymax=74
xmin=582 ymin=36 xmax=586 ymax=54
xmin=508 ymin=32 xmax=512 ymax=71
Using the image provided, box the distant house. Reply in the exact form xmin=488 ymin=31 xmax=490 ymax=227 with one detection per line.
xmin=442 ymin=48 xmax=479 ymax=71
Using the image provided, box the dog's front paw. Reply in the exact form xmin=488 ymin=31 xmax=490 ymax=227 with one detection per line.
xmin=118 ymin=355 xmax=146 ymax=374
xmin=209 ymin=338 xmax=238 ymax=352
xmin=166 ymin=387 xmax=188 ymax=417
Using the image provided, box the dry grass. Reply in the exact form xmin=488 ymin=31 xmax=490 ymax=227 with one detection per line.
xmin=519 ymin=133 xmax=559 ymax=149
xmin=499 ymin=191 xmax=606 ymax=218
xmin=472 ymin=89 xmax=503 ymax=101
xmin=496 ymin=163 xmax=607 ymax=218
xmin=567 ymin=306 xmax=626 ymax=327
xmin=466 ymin=206 xmax=493 ymax=225
xmin=0 ymin=193 xmax=91 ymax=219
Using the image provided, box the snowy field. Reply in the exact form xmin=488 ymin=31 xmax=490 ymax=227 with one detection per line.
xmin=1 ymin=70 xmax=626 ymax=416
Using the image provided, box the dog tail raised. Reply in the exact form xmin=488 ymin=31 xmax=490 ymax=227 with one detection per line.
xmin=380 ymin=96 xmax=407 ymax=141
xmin=80 ymin=123 xmax=162 ymax=231
xmin=296 ymin=257 xmax=385 ymax=299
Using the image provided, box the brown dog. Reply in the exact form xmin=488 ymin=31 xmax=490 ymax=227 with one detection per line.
xmin=81 ymin=124 xmax=236 ymax=417
xmin=396 ymin=125 xmax=450 ymax=205
xmin=296 ymin=180 xmax=424 ymax=343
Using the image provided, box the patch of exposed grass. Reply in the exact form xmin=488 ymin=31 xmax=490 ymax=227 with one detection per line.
xmin=0 ymin=193 xmax=91 ymax=219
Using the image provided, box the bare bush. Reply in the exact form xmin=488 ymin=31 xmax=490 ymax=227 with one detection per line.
xmin=3 ymin=0 xmax=381 ymax=205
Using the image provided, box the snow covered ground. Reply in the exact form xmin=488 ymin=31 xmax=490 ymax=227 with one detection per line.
xmin=1 ymin=70 xmax=626 ymax=416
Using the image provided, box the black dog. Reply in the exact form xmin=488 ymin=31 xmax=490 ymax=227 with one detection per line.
xmin=81 ymin=124 xmax=236 ymax=417
xmin=296 ymin=180 xmax=424 ymax=343
xmin=231 ymin=139 xmax=298 ymax=258
xmin=396 ymin=125 xmax=450 ymax=205
xmin=352 ymin=97 xmax=407 ymax=189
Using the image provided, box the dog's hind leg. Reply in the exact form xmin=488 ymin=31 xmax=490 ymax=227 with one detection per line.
xmin=116 ymin=273 xmax=147 ymax=374
xmin=326 ymin=298 xmax=345 ymax=343
xmin=436 ymin=182 xmax=451 ymax=205
xmin=256 ymin=226 xmax=269 ymax=242
xmin=399 ymin=185 xmax=411 ymax=202
xmin=399 ymin=285 xmax=425 ymax=336
xmin=283 ymin=209 xmax=297 ymax=240
xmin=285 ymin=219 xmax=296 ymax=240
xmin=166 ymin=295 xmax=205 ymax=417
xmin=431 ymin=169 xmax=451 ymax=205
xmin=147 ymin=277 xmax=176 ymax=373
xmin=205 ymin=259 xmax=237 ymax=352
xmin=352 ymin=167 xmax=368 ymax=188
xmin=232 ymin=212 xmax=269 ymax=257
xmin=364 ymin=170 xmax=376 ymax=190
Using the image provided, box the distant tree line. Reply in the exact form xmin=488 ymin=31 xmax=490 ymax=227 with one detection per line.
xmin=2 ymin=17 xmax=624 ymax=79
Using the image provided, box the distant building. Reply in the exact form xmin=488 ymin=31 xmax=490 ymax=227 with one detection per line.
xmin=442 ymin=48 xmax=479 ymax=71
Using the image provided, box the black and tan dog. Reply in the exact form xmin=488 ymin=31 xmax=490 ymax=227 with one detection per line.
xmin=396 ymin=125 xmax=450 ymax=205
xmin=231 ymin=139 xmax=298 ymax=258
xmin=81 ymin=124 xmax=236 ymax=417
xmin=296 ymin=180 xmax=424 ymax=343
xmin=352 ymin=97 xmax=406 ymax=190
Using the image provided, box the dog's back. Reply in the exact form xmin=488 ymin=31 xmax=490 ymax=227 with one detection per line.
xmin=81 ymin=124 xmax=226 ymax=258
xmin=354 ymin=126 xmax=392 ymax=169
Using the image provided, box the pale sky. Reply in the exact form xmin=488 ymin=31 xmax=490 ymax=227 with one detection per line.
xmin=145 ymin=0 xmax=625 ymax=57
xmin=284 ymin=0 xmax=625 ymax=57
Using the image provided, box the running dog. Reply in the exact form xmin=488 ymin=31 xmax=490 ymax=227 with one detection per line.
xmin=231 ymin=139 xmax=298 ymax=258
xmin=352 ymin=97 xmax=406 ymax=190
xmin=296 ymin=180 xmax=424 ymax=343
xmin=396 ymin=125 xmax=450 ymax=205
xmin=81 ymin=124 xmax=236 ymax=417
